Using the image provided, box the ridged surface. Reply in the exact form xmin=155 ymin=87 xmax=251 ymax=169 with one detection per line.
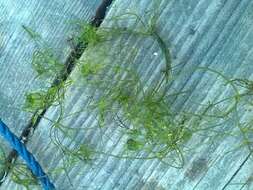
xmin=2 ymin=0 xmax=253 ymax=189
xmin=0 ymin=0 xmax=101 ymax=175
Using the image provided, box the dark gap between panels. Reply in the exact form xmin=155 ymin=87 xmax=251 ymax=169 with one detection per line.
xmin=0 ymin=0 xmax=114 ymax=184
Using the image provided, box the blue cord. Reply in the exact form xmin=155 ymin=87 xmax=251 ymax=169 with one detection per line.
xmin=0 ymin=119 xmax=55 ymax=190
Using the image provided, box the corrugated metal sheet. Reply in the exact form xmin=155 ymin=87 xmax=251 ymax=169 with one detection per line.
xmin=1 ymin=0 xmax=253 ymax=189
xmin=0 ymin=0 xmax=101 ymax=175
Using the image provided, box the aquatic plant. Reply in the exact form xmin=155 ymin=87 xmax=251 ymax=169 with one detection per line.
xmin=9 ymin=1 xmax=253 ymax=188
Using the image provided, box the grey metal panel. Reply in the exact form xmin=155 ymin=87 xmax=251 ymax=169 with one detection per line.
xmin=223 ymin=155 xmax=253 ymax=190
xmin=0 ymin=0 xmax=102 ymax=133
xmin=0 ymin=0 xmax=101 ymax=163
xmin=2 ymin=0 xmax=253 ymax=189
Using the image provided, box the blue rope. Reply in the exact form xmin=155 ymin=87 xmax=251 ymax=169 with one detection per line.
xmin=0 ymin=119 xmax=55 ymax=190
